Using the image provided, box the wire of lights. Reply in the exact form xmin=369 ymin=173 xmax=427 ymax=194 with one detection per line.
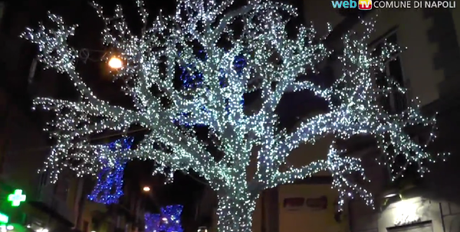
xmin=180 ymin=50 xmax=246 ymax=89
xmin=179 ymin=51 xmax=246 ymax=126
xmin=87 ymin=137 xmax=133 ymax=204
xmin=145 ymin=205 xmax=184 ymax=232
xmin=144 ymin=213 xmax=162 ymax=232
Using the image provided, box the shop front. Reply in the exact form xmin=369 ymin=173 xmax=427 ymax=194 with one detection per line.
xmin=278 ymin=183 xmax=350 ymax=232
xmin=350 ymin=195 xmax=459 ymax=232
xmin=377 ymin=197 xmax=443 ymax=232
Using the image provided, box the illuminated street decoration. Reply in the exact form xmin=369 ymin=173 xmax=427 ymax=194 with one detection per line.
xmin=88 ymin=137 xmax=133 ymax=204
xmin=8 ymin=189 xmax=26 ymax=207
xmin=22 ymin=0 xmax=449 ymax=231
xmin=144 ymin=213 xmax=161 ymax=232
xmin=180 ymin=51 xmax=246 ymax=89
xmin=145 ymin=205 xmax=184 ymax=232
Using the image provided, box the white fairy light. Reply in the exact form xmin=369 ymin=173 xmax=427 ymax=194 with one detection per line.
xmin=21 ymin=1 xmax=448 ymax=231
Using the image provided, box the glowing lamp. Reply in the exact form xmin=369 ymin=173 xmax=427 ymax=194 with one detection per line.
xmin=383 ymin=192 xmax=397 ymax=198
xmin=382 ymin=188 xmax=399 ymax=199
xmin=143 ymin=186 xmax=151 ymax=192
xmin=108 ymin=57 xmax=123 ymax=69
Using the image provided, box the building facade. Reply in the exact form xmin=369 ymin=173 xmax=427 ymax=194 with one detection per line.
xmin=0 ymin=1 xmax=155 ymax=232
xmin=0 ymin=67 xmax=77 ymax=232
xmin=0 ymin=0 xmax=77 ymax=230
xmin=299 ymin=2 xmax=460 ymax=232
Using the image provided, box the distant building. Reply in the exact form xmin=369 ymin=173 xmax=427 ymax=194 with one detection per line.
xmin=0 ymin=71 xmax=77 ymax=232
xmin=0 ymin=0 xmax=76 ymax=229
xmin=0 ymin=1 xmax=156 ymax=232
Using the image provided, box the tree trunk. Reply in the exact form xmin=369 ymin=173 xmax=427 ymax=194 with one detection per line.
xmin=216 ymin=195 xmax=256 ymax=232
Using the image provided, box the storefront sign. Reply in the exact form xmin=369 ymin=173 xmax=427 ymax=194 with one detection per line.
xmin=394 ymin=208 xmax=421 ymax=226
xmin=7 ymin=189 xmax=26 ymax=207
xmin=283 ymin=197 xmax=304 ymax=211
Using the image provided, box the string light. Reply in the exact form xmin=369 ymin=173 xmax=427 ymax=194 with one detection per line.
xmin=145 ymin=205 xmax=184 ymax=232
xmin=87 ymin=137 xmax=133 ymax=204
xmin=180 ymin=51 xmax=246 ymax=89
xmin=159 ymin=205 xmax=184 ymax=232
xmin=21 ymin=1 xmax=448 ymax=231
xmin=144 ymin=213 xmax=162 ymax=232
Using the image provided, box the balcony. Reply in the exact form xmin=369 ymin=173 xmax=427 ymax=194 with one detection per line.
xmin=28 ymin=184 xmax=74 ymax=227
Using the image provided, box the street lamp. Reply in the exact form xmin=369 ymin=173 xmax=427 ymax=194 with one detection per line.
xmin=382 ymin=187 xmax=399 ymax=199
xmin=108 ymin=56 xmax=123 ymax=69
xmin=143 ymin=186 xmax=151 ymax=192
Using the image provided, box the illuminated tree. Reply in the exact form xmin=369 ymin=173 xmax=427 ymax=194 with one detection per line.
xmin=22 ymin=0 xmax=448 ymax=231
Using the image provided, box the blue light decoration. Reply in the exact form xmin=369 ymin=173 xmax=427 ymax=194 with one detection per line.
xmin=144 ymin=205 xmax=184 ymax=232
xmin=178 ymin=52 xmax=246 ymax=125
xmin=144 ymin=213 xmax=162 ymax=232
xmin=87 ymin=137 xmax=134 ymax=204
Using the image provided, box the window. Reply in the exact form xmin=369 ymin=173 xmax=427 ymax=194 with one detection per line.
xmin=83 ymin=221 xmax=89 ymax=232
xmin=372 ymin=30 xmax=408 ymax=114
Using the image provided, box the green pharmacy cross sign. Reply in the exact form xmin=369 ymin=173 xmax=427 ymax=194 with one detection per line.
xmin=7 ymin=189 xmax=26 ymax=207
